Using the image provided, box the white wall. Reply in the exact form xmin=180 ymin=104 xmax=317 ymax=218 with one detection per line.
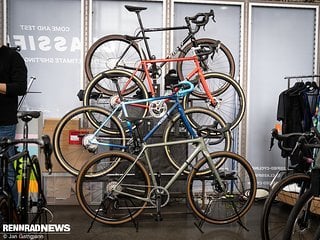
xmin=7 ymin=0 xmax=82 ymax=118
xmin=247 ymin=4 xmax=318 ymax=188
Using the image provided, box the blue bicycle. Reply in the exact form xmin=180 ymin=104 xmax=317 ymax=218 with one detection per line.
xmin=53 ymin=79 xmax=231 ymax=176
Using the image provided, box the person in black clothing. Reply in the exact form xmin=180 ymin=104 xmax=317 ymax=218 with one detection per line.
xmin=0 ymin=45 xmax=28 ymax=205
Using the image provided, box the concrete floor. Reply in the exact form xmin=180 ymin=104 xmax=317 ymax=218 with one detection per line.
xmin=42 ymin=201 xmax=265 ymax=240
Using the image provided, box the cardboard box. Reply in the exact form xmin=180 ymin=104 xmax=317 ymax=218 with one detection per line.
xmin=43 ymin=172 xmax=94 ymax=205
xmin=43 ymin=173 xmax=78 ymax=205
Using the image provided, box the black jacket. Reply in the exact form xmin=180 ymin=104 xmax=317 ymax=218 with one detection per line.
xmin=0 ymin=46 xmax=27 ymax=125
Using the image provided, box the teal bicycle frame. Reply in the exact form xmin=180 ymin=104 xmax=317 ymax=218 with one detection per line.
xmin=88 ymin=81 xmax=197 ymax=149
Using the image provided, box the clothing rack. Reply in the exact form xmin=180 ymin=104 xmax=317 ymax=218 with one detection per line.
xmin=284 ymin=74 xmax=320 ymax=88
xmin=271 ymin=74 xmax=320 ymax=186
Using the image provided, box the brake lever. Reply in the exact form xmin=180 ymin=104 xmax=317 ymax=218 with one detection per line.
xmin=290 ymin=140 xmax=302 ymax=158
xmin=210 ymin=41 xmax=221 ymax=60
xmin=269 ymin=128 xmax=279 ymax=151
xmin=269 ymin=136 xmax=275 ymax=151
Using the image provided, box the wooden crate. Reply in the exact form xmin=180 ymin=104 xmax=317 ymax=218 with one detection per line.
xmin=277 ymin=190 xmax=320 ymax=215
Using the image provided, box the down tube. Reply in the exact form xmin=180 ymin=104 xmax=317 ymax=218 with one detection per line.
xmin=142 ymin=101 xmax=180 ymax=142
xmin=177 ymin=104 xmax=197 ymax=138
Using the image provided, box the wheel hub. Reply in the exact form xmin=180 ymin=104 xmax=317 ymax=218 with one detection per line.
xmin=110 ymin=95 xmax=121 ymax=109
xmin=82 ymin=134 xmax=98 ymax=152
xmin=106 ymin=181 xmax=122 ymax=196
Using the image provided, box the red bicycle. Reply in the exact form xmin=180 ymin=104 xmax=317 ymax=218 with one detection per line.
xmin=82 ymin=45 xmax=245 ymax=131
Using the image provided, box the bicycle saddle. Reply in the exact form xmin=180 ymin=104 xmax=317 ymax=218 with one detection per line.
xmin=125 ymin=5 xmax=147 ymax=12
xmin=17 ymin=111 xmax=41 ymax=122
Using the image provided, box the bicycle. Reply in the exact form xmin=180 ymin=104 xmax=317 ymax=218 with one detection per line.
xmin=260 ymin=128 xmax=318 ymax=240
xmin=83 ymin=44 xmax=245 ymax=131
xmin=75 ymin=129 xmax=256 ymax=229
xmin=85 ymin=5 xmax=235 ymax=82
xmin=54 ymin=81 xmax=232 ymax=176
xmin=0 ymin=111 xmax=53 ymax=226
xmin=282 ymin=128 xmax=320 ymax=240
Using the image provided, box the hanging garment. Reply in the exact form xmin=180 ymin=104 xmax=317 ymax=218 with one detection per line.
xmin=277 ymin=81 xmax=319 ymax=161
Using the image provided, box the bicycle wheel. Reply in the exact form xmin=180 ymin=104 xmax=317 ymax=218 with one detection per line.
xmin=53 ymin=106 xmax=126 ymax=176
xmin=76 ymin=151 xmax=151 ymax=225
xmin=0 ymin=195 xmax=19 ymax=224
xmin=187 ymin=151 xmax=256 ymax=224
xmin=85 ymin=34 xmax=145 ymax=80
xmin=177 ymin=38 xmax=235 ymax=82
xmin=163 ymin=107 xmax=231 ymax=175
xmin=83 ymin=69 xmax=149 ymax=125
xmin=260 ymin=173 xmax=310 ymax=240
xmin=282 ymin=189 xmax=320 ymax=240
xmin=182 ymin=72 xmax=246 ymax=131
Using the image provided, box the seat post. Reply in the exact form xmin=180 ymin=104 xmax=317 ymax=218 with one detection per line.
xmin=135 ymin=11 xmax=152 ymax=59
xmin=21 ymin=115 xmax=34 ymax=151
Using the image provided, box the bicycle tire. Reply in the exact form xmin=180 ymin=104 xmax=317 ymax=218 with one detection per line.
xmin=182 ymin=72 xmax=246 ymax=131
xmin=0 ymin=195 xmax=19 ymax=224
xmin=163 ymin=107 xmax=231 ymax=175
xmin=85 ymin=34 xmax=145 ymax=80
xmin=187 ymin=151 xmax=256 ymax=224
xmin=260 ymin=173 xmax=310 ymax=240
xmin=28 ymin=155 xmax=50 ymax=225
xmin=177 ymin=38 xmax=235 ymax=82
xmin=76 ymin=151 xmax=151 ymax=225
xmin=83 ymin=69 xmax=149 ymax=126
xmin=53 ymin=106 xmax=126 ymax=176
xmin=282 ymin=189 xmax=320 ymax=240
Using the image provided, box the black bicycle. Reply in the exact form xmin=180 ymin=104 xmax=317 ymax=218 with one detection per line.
xmin=282 ymin=129 xmax=320 ymax=239
xmin=84 ymin=5 xmax=235 ymax=85
xmin=0 ymin=111 xmax=52 ymax=226
xmin=260 ymin=128 xmax=320 ymax=240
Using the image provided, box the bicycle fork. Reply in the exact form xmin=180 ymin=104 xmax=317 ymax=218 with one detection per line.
xmin=193 ymin=60 xmax=218 ymax=108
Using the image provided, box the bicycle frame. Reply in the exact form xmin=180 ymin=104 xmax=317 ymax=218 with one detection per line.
xmin=13 ymin=151 xmax=34 ymax=223
xmin=121 ymin=55 xmax=216 ymax=103
xmin=0 ymin=140 xmax=32 ymax=224
xmin=112 ymin=136 xmax=225 ymax=204
xmin=118 ymin=5 xmax=205 ymax=68
xmin=113 ymin=27 xmax=195 ymax=74
xmin=89 ymin=91 xmax=197 ymax=149
xmin=131 ymin=25 xmax=195 ymax=63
